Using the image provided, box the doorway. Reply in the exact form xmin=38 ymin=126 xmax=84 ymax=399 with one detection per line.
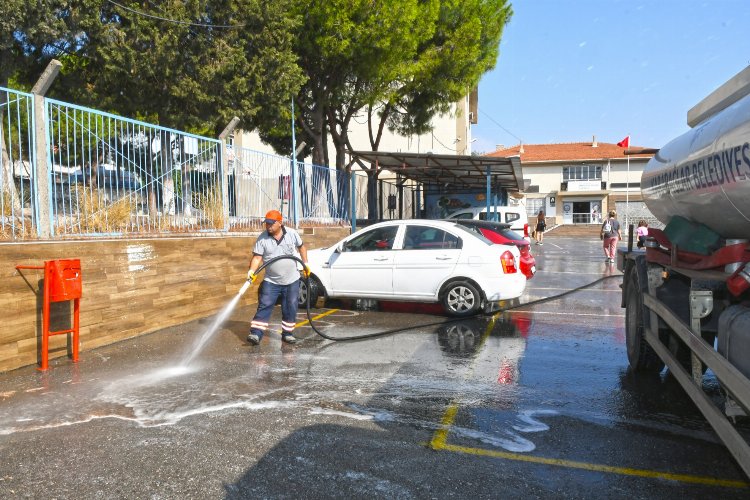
xmin=562 ymin=199 xmax=601 ymax=224
xmin=572 ymin=201 xmax=590 ymax=223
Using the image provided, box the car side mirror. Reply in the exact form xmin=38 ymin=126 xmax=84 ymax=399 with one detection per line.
xmin=335 ymin=242 xmax=344 ymax=253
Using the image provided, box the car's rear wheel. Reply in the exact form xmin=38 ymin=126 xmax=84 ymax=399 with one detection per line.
xmin=298 ymin=276 xmax=321 ymax=308
xmin=441 ymin=281 xmax=481 ymax=317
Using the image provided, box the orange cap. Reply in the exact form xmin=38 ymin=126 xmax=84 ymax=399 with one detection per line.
xmin=265 ymin=210 xmax=283 ymax=222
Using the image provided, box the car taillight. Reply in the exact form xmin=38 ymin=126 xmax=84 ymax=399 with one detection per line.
xmin=517 ymin=244 xmax=530 ymax=256
xmin=523 ymin=223 xmax=529 ymax=238
xmin=500 ymin=250 xmax=518 ymax=274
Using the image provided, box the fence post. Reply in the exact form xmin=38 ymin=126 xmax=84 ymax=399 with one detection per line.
xmin=30 ymin=59 xmax=62 ymax=238
xmin=397 ymin=176 xmax=404 ymax=219
xmin=378 ymin=178 xmax=384 ymax=221
xmin=350 ymin=170 xmax=357 ymax=232
xmin=291 ymin=141 xmax=306 ymax=228
xmin=218 ymin=117 xmax=240 ymax=231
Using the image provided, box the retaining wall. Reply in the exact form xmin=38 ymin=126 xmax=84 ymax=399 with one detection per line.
xmin=0 ymin=228 xmax=350 ymax=372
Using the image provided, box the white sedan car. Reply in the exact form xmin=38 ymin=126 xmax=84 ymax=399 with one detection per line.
xmin=299 ymin=219 xmax=526 ymax=317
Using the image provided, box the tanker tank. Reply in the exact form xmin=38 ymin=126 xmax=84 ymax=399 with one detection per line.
xmin=641 ymin=90 xmax=750 ymax=239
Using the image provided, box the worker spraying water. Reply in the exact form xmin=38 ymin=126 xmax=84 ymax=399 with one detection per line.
xmin=179 ymin=211 xmax=308 ymax=365
xmin=245 ymin=210 xmax=310 ymax=346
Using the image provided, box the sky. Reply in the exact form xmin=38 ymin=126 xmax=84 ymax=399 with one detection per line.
xmin=471 ymin=0 xmax=750 ymax=154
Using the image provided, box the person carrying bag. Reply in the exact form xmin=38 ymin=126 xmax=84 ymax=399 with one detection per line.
xmin=600 ymin=210 xmax=622 ymax=263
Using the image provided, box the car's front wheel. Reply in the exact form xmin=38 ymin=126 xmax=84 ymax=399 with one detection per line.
xmin=441 ymin=281 xmax=481 ymax=317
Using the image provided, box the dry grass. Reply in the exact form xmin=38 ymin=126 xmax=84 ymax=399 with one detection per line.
xmin=1 ymin=189 xmax=13 ymax=217
xmin=74 ymin=186 xmax=134 ymax=233
xmin=0 ymin=189 xmax=35 ymax=240
xmin=0 ymin=222 xmax=35 ymax=240
xmin=196 ymin=187 xmax=225 ymax=230
xmin=3 ymin=184 xmax=347 ymax=240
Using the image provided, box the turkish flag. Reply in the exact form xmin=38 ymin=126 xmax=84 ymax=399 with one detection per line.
xmin=617 ymin=136 xmax=630 ymax=148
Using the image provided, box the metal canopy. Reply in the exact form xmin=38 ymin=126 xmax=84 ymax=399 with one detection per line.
xmin=349 ymin=151 xmax=524 ymax=192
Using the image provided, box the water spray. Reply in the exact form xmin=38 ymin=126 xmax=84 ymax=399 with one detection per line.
xmin=238 ymin=279 xmax=252 ymax=297
xmin=180 ymin=276 xmax=256 ymax=366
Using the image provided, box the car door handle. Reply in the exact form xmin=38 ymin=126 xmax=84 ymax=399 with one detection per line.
xmin=435 ymin=256 xmax=453 ymax=260
xmin=373 ymin=256 xmax=390 ymax=261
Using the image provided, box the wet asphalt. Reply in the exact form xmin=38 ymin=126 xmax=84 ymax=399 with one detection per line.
xmin=1 ymin=235 xmax=749 ymax=499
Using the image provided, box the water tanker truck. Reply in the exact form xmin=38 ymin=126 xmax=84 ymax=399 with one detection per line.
xmin=617 ymin=66 xmax=750 ymax=476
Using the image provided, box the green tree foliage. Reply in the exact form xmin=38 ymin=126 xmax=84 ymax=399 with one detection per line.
xmin=51 ymin=0 xmax=304 ymax=137
xmin=3 ymin=0 xmax=303 ymax=137
xmin=0 ymin=0 xmax=70 ymax=89
xmin=256 ymin=0 xmax=512 ymax=218
xmin=1 ymin=0 xmax=71 ymax=213
xmin=378 ymin=0 xmax=512 ymax=140
xmin=4 ymin=0 xmax=511 ymax=221
xmin=256 ymin=0 xmax=439 ymax=217
xmin=292 ymin=0 xmax=437 ymax=168
xmin=360 ymin=0 xmax=512 ymax=218
xmin=4 ymin=0 xmax=304 ymax=218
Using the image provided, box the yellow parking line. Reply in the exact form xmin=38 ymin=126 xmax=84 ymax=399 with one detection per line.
xmin=296 ymin=308 xmax=339 ymax=327
xmin=428 ymin=313 xmax=748 ymax=489
xmin=431 ymin=404 xmax=458 ymax=449
xmin=430 ymin=440 xmax=748 ymax=488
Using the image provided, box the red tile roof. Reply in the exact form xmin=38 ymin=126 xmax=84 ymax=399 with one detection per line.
xmin=486 ymin=142 xmax=654 ymax=163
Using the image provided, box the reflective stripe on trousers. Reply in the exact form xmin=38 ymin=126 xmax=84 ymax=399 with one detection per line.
xmin=250 ymin=280 xmax=301 ymax=336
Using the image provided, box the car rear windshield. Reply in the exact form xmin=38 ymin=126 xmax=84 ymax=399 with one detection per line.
xmin=497 ymin=228 xmax=525 ymax=241
xmin=451 ymin=224 xmax=492 ymax=245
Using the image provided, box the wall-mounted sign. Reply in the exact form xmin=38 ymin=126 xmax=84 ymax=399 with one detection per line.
xmin=567 ymin=180 xmax=601 ymax=191
xmin=549 ymin=196 xmax=556 ymax=207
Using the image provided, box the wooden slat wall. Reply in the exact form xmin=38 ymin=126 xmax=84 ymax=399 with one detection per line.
xmin=0 ymin=228 xmax=350 ymax=372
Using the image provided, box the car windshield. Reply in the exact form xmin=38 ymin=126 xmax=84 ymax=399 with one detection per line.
xmin=342 ymin=225 xmax=398 ymax=251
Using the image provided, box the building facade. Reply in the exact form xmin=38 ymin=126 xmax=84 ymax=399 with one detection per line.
xmin=236 ymin=90 xmax=477 ymax=160
xmin=489 ymin=139 xmax=657 ymax=228
xmin=230 ymin=94 xmax=478 ymax=221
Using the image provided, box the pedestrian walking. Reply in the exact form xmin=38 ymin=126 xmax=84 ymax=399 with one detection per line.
xmin=246 ymin=210 xmax=309 ymax=345
xmin=535 ymin=210 xmax=546 ymax=245
xmin=600 ymin=210 xmax=622 ymax=263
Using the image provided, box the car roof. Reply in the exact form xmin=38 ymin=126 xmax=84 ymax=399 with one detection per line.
xmin=361 ymin=219 xmax=465 ymax=229
xmin=356 ymin=219 xmax=491 ymax=242
xmin=448 ymin=219 xmax=512 ymax=230
xmin=451 ymin=205 xmax=524 ymax=212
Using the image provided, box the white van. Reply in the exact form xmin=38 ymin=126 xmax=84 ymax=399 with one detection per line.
xmin=446 ymin=206 xmax=530 ymax=239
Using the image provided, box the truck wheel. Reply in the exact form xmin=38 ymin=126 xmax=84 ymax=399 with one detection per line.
xmin=299 ymin=276 xmax=321 ymax=308
xmin=625 ymin=270 xmax=664 ymax=372
xmin=441 ymin=281 xmax=481 ymax=317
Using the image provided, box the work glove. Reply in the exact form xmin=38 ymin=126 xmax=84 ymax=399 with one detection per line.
xmin=301 ymin=265 xmax=311 ymax=279
xmin=247 ymin=270 xmax=258 ymax=283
